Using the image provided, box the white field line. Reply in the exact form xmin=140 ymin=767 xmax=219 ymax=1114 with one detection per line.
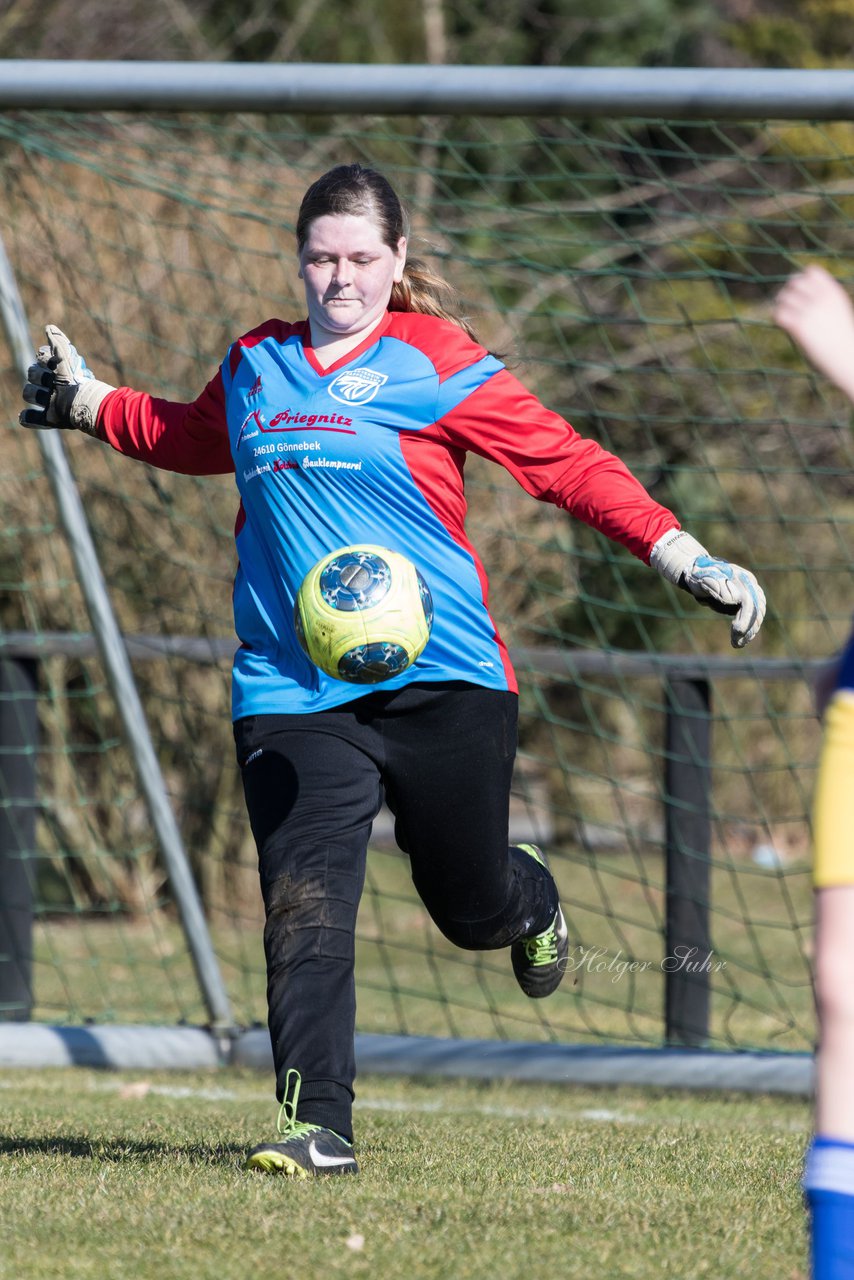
xmin=0 ymin=1077 xmax=808 ymax=1129
xmin=108 ymin=1082 xmax=641 ymax=1123
xmin=0 ymin=1075 xmax=637 ymax=1122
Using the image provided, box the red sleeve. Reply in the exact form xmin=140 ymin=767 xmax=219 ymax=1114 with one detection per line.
xmin=96 ymin=369 xmax=232 ymax=476
xmin=435 ymin=368 xmax=679 ymax=562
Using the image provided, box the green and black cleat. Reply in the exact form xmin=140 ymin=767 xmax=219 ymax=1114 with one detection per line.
xmin=511 ymin=843 xmax=569 ymax=999
xmin=244 ymin=1069 xmax=358 ymax=1179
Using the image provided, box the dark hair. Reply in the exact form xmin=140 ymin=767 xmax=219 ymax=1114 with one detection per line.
xmin=296 ymin=163 xmax=477 ymax=339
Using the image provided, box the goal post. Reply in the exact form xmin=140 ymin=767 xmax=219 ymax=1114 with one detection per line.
xmin=0 ymin=233 xmax=234 ymax=1037
xmin=2 ymin=61 xmax=851 ymax=1090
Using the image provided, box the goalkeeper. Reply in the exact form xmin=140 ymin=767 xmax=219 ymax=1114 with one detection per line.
xmin=775 ymin=264 xmax=854 ymax=1280
xmin=21 ymin=162 xmax=765 ymax=1180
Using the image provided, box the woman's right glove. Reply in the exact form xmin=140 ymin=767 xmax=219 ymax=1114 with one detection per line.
xmin=20 ymin=324 xmax=115 ymax=437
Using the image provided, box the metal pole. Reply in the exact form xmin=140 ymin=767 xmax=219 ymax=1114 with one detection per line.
xmin=0 ymin=657 xmax=37 ymax=1020
xmin=1 ymin=62 xmax=854 ymax=119
xmin=663 ymin=676 xmax=712 ymax=1047
xmin=0 ymin=234 xmax=234 ymax=1035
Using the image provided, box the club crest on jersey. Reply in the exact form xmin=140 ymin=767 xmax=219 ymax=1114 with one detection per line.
xmin=327 ymin=367 xmax=388 ymax=405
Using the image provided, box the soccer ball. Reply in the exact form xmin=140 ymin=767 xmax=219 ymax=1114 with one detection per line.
xmin=294 ymin=545 xmax=434 ymax=684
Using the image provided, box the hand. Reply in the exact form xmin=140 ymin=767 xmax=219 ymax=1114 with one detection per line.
xmin=20 ymin=325 xmax=114 ymax=435
xmin=774 ymin=265 xmax=854 ymax=403
xmin=649 ymin=529 xmax=766 ymax=649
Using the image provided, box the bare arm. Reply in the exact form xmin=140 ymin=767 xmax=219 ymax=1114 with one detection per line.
xmin=774 ymin=264 xmax=854 ymax=403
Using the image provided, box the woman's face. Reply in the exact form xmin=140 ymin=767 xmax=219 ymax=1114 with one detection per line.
xmin=299 ymin=213 xmax=406 ymax=344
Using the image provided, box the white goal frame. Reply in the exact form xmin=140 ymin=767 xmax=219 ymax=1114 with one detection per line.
xmin=0 ymin=58 xmax=834 ymax=1094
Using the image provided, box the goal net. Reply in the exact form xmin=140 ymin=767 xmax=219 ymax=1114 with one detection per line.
xmin=0 ymin=89 xmax=845 ymax=1080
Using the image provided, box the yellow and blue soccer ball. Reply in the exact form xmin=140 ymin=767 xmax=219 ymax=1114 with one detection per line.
xmin=294 ymin=545 xmax=434 ymax=684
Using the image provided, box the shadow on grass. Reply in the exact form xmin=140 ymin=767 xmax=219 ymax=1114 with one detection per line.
xmin=0 ymin=1136 xmax=246 ymax=1163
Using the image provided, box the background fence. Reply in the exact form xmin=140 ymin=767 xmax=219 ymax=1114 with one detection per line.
xmin=2 ymin=63 xmax=852 ymax=1084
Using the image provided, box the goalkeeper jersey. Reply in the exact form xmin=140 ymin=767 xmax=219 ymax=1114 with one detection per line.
xmin=97 ymin=310 xmax=678 ymax=718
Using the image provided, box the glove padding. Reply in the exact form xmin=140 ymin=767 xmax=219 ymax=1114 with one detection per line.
xmin=649 ymin=529 xmax=766 ymax=649
xmin=20 ymin=324 xmax=114 ymax=436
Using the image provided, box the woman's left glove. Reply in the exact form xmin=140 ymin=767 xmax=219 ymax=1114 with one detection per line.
xmin=649 ymin=528 xmax=766 ymax=649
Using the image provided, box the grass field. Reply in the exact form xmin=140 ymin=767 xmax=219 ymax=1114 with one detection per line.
xmin=18 ymin=839 xmax=816 ymax=1278
xmin=0 ymin=1067 xmax=809 ymax=1280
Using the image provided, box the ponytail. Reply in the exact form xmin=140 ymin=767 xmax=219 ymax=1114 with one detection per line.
xmin=390 ymin=255 xmax=478 ymax=341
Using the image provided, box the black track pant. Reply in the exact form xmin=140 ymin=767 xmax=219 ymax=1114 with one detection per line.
xmin=234 ymin=681 xmax=558 ymax=1142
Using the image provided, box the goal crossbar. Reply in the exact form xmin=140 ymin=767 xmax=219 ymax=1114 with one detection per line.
xmin=0 ymin=61 xmax=852 ymax=119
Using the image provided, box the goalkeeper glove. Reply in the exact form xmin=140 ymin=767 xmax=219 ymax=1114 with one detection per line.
xmin=649 ymin=528 xmax=766 ymax=649
xmin=20 ymin=324 xmax=115 ymax=436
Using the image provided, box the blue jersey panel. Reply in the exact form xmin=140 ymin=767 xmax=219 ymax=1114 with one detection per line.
xmin=222 ymin=325 xmax=512 ymax=716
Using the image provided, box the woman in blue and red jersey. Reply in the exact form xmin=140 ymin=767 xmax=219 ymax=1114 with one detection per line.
xmin=21 ymin=163 xmax=765 ymax=1178
xmin=775 ymin=264 xmax=854 ymax=1280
